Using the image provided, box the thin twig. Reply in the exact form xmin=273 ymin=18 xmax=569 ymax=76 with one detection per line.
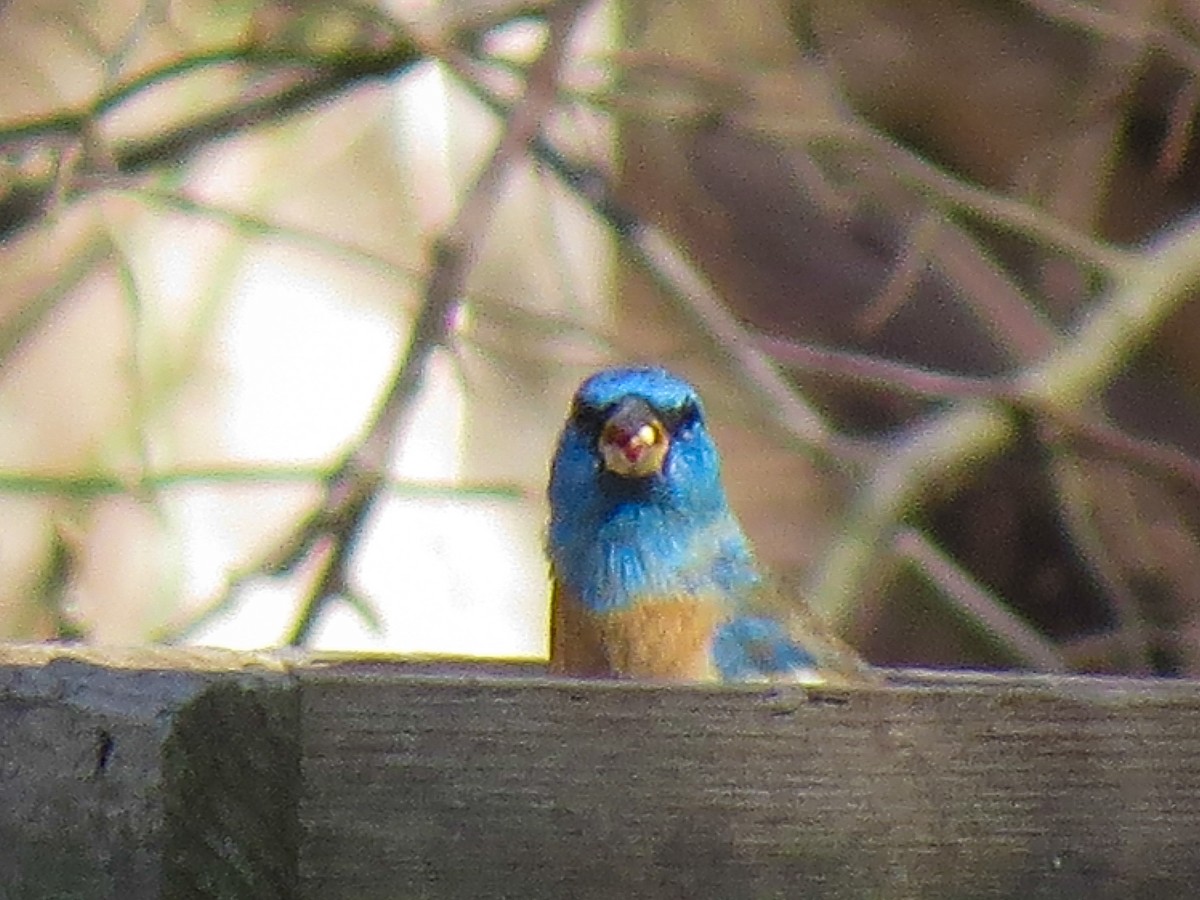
xmin=117 ymin=186 xmax=422 ymax=282
xmin=580 ymin=53 xmax=1134 ymax=275
xmin=1048 ymin=413 xmax=1200 ymax=499
xmin=0 ymin=237 xmax=113 ymax=366
xmin=925 ymin=222 xmax=1060 ymax=362
xmin=758 ymin=335 xmax=1008 ymax=402
xmin=1 ymin=39 xmax=424 ymax=241
xmin=279 ymin=0 xmax=593 ymax=646
xmin=1158 ymin=74 xmax=1200 ymax=181
xmin=1 ymin=45 xmax=410 ymax=146
xmin=765 ymin=314 xmax=1200 ymax=505
xmin=759 ymin=118 xmax=1135 ymax=275
xmin=809 ymin=404 xmax=1017 ymax=628
xmin=446 ymin=56 xmax=866 ymax=467
xmin=1043 ymin=447 xmax=1155 ymax=673
xmin=0 ymin=466 xmax=520 ymax=499
xmin=893 ymin=528 xmax=1069 ymax=672
xmin=1021 ymin=0 xmax=1200 ymax=80
xmin=1018 ymin=215 xmax=1200 ymax=410
xmin=855 ymin=210 xmax=941 ymax=338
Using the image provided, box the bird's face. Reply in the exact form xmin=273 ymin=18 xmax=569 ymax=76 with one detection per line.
xmin=547 ymin=365 xmax=736 ymax=547
xmin=554 ymin=366 xmax=709 ymax=493
xmin=546 ymin=366 xmax=757 ymax=613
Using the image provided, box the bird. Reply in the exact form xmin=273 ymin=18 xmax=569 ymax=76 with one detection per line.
xmin=546 ymin=365 xmax=873 ymax=684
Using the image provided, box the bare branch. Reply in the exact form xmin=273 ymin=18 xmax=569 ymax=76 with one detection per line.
xmin=894 ymin=528 xmax=1069 ymax=672
xmin=446 ymin=57 xmax=866 ymax=467
xmin=1018 ymin=216 xmax=1200 ymax=410
xmin=279 ymin=0 xmax=594 ymax=647
xmin=810 ymin=404 xmax=1017 ymax=627
xmin=747 ymin=115 xmax=1135 ymax=275
xmin=759 ymin=335 xmax=1007 ymax=402
xmin=1 ymin=39 xmax=424 ymax=241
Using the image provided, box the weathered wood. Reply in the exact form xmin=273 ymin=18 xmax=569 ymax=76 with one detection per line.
xmin=6 ymin=646 xmax=1200 ymax=898
xmin=0 ymin=646 xmax=297 ymax=900
xmin=298 ymin=665 xmax=1200 ymax=900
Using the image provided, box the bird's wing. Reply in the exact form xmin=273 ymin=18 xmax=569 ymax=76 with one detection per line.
xmin=727 ymin=580 xmax=881 ymax=686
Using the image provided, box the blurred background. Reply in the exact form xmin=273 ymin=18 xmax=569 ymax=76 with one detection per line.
xmin=5 ymin=0 xmax=1200 ymax=675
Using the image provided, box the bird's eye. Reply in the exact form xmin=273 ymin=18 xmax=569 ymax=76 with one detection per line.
xmin=658 ymin=400 xmax=700 ymax=436
xmin=570 ymin=399 xmax=606 ymax=437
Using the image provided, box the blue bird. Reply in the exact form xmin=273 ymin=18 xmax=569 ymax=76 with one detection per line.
xmin=546 ymin=366 xmax=872 ymax=683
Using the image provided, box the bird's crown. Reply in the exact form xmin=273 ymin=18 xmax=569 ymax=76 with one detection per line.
xmin=572 ymin=366 xmax=701 ymax=414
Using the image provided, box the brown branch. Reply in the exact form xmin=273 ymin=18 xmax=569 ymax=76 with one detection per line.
xmin=1021 ymin=0 xmax=1200 ymax=79
xmin=0 ymin=236 xmax=113 ymax=367
xmin=280 ymin=0 xmax=593 ymax=647
xmin=893 ymin=528 xmax=1069 ymax=672
xmin=1046 ymin=413 xmax=1200 ymax=499
xmin=925 ymin=222 xmax=1060 ymax=363
xmin=446 ymin=57 xmax=868 ymax=467
xmin=116 ymin=47 xmax=419 ymax=170
xmin=762 ymin=324 xmax=1200 ymax=525
xmin=854 ymin=210 xmax=941 ymax=338
xmin=1 ymin=40 xmax=424 ymax=241
xmin=764 ymin=316 xmax=1200 ymax=506
xmin=745 ymin=116 xmax=1134 ymax=275
xmin=1042 ymin=447 xmax=1156 ymax=674
xmin=758 ymin=335 xmax=1008 ymax=402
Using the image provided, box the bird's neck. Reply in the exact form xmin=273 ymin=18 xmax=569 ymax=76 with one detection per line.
xmin=551 ymin=494 xmax=759 ymax=614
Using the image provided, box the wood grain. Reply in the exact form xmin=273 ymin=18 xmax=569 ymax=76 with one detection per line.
xmin=0 ymin=645 xmax=297 ymax=899
xmin=299 ymin=665 xmax=1200 ymax=900
xmin=5 ymin=646 xmax=1200 ymax=898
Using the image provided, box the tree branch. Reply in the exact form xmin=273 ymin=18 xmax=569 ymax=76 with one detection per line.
xmin=279 ymin=0 xmax=594 ymax=647
xmin=1 ymin=40 xmax=424 ymax=241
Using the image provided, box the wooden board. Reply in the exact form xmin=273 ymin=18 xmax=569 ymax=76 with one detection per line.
xmin=3 ymin=645 xmax=1200 ymax=898
xmin=299 ymin=665 xmax=1200 ymax=900
xmin=0 ymin=646 xmax=297 ymax=899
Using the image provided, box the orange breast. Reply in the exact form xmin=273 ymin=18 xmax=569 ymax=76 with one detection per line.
xmin=550 ymin=578 xmax=724 ymax=681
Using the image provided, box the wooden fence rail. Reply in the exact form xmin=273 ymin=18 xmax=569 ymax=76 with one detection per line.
xmin=2 ymin=644 xmax=1199 ymax=899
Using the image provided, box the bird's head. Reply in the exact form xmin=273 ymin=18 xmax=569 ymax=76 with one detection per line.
xmin=550 ymin=366 xmax=720 ymax=501
xmin=547 ymin=367 xmax=755 ymax=610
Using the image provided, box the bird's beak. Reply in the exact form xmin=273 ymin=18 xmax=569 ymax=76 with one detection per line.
xmin=598 ymin=398 xmax=669 ymax=477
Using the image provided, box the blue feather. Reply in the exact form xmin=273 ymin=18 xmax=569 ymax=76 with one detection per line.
xmin=712 ymin=617 xmax=820 ymax=682
xmin=547 ymin=366 xmax=869 ymax=683
xmin=547 ymin=367 xmax=758 ymax=614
